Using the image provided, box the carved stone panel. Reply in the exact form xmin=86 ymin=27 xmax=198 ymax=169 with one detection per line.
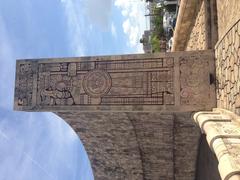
xmin=14 ymin=51 xmax=215 ymax=112
xmin=179 ymin=55 xmax=211 ymax=105
xmin=15 ymin=62 xmax=36 ymax=107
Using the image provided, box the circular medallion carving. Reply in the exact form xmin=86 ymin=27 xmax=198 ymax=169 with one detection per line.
xmin=83 ymin=70 xmax=112 ymax=97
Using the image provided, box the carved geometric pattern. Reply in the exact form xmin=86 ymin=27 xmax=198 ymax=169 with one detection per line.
xmin=14 ymin=52 xmax=215 ymax=111
xmin=33 ymin=58 xmax=176 ymax=106
xmin=83 ymin=70 xmax=112 ymax=98
xmin=15 ymin=62 xmax=34 ymax=107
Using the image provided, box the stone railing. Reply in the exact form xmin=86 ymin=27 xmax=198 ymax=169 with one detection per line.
xmin=194 ymin=109 xmax=240 ymax=180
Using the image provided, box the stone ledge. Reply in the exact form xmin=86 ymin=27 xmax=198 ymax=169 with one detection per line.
xmin=194 ymin=110 xmax=240 ymax=180
xmin=214 ymin=108 xmax=240 ymax=125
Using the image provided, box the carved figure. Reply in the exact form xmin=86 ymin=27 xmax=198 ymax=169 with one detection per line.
xmin=40 ymin=81 xmax=75 ymax=105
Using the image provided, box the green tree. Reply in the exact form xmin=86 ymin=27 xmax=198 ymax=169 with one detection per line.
xmin=150 ymin=34 xmax=160 ymax=52
xmin=151 ymin=6 xmax=165 ymax=37
xmin=150 ymin=6 xmax=166 ymax=52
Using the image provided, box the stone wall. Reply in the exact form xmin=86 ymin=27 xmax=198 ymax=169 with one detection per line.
xmin=57 ymin=112 xmax=200 ymax=180
xmin=186 ymin=0 xmax=209 ymax=51
xmin=173 ymin=0 xmax=218 ymax=51
xmin=173 ymin=112 xmax=201 ymax=180
xmin=215 ymin=0 xmax=240 ymax=113
xmin=184 ymin=0 xmax=240 ymax=51
xmin=215 ymin=19 xmax=240 ymax=113
xmin=216 ymin=0 xmax=240 ymax=39
xmin=172 ymin=0 xmax=201 ymax=51
xmin=176 ymin=0 xmax=240 ymax=114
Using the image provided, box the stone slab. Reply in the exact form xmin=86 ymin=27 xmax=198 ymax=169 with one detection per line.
xmin=194 ymin=109 xmax=240 ymax=180
xmin=14 ymin=50 xmax=216 ymax=112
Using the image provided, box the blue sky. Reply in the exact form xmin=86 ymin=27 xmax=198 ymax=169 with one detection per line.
xmin=0 ymin=0 xmax=147 ymax=179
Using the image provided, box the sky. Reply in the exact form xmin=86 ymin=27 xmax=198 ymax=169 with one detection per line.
xmin=0 ymin=0 xmax=148 ymax=179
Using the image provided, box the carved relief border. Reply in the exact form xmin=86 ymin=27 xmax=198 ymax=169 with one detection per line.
xmin=14 ymin=52 xmax=215 ymax=112
xmin=14 ymin=61 xmax=37 ymax=110
xmin=36 ymin=57 xmax=175 ymax=107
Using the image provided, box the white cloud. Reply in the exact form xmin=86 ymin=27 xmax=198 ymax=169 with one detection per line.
xmin=122 ymin=19 xmax=130 ymax=33
xmin=84 ymin=0 xmax=113 ymax=30
xmin=114 ymin=0 xmax=145 ymax=52
xmin=0 ymin=16 xmax=15 ymax=109
xmin=111 ymin=22 xmax=117 ymax=38
xmin=60 ymin=0 xmax=114 ymax=55
xmin=60 ymin=0 xmax=86 ymax=56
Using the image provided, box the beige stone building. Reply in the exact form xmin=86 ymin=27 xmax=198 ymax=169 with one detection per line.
xmin=14 ymin=0 xmax=240 ymax=179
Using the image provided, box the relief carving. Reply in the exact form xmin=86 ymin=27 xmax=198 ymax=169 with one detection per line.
xmin=14 ymin=52 xmax=215 ymax=110
xmin=180 ymin=56 xmax=209 ymax=105
xmin=40 ymin=81 xmax=75 ymax=106
xmin=35 ymin=58 xmax=175 ymax=106
xmin=16 ymin=62 xmax=34 ymax=106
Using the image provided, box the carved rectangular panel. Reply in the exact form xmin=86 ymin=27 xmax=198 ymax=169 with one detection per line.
xmin=14 ymin=51 xmax=216 ymax=112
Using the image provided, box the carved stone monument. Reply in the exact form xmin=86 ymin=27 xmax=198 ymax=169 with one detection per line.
xmin=15 ymin=51 xmax=215 ymax=112
xmin=14 ymin=50 xmax=216 ymax=179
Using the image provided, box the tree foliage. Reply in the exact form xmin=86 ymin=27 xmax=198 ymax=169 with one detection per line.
xmin=151 ymin=34 xmax=161 ymax=52
xmin=150 ymin=6 xmax=165 ymax=52
xmin=152 ymin=6 xmax=165 ymax=36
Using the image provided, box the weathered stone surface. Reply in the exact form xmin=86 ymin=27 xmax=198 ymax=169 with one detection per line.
xmin=14 ymin=51 xmax=216 ymax=112
xmin=186 ymin=0 xmax=209 ymax=51
xmin=174 ymin=112 xmax=201 ymax=180
xmin=194 ymin=109 xmax=240 ymax=180
xmin=216 ymin=0 xmax=240 ymax=39
xmin=173 ymin=0 xmax=217 ymax=51
xmin=172 ymin=0 xmax=200 ymax=51
xmin=215 ymin=19 xmax=240 ymax=114
xmin=58 ymin=112 xmax=200 ymax=180
xmin=60 ymin=112 xmax=145 ymax=180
